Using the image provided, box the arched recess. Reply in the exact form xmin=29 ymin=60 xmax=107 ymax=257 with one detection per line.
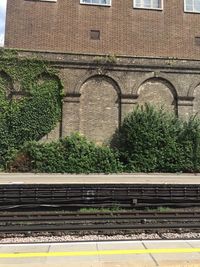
xmin=34 ymin=72 xmax=63 ymax=89
xmin=35 ymin=72 xmax=63 ymax=141
xmin=79 ymin=75 xmax=121 ymax=144
xmin=187 ymin=80 xmax=200 ymax=98
xmin=74 ymin=71 xmax=124 ymax=95
xmin=137 ymin=77 xmax=178 ymax=114
xmin=192 ymin=84 xmax=200 ymax=117
xmin=0 ymin=70 xmax=14 ymax=99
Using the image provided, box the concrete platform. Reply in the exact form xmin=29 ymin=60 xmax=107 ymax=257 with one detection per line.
xmin=0 ymin=240 xmax=200 ymax=266
xmin=1 ymin=173 xmax=200 ymax=184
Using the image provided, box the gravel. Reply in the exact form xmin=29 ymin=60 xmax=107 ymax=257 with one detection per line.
xmin=1 ymin=207 xmax=200 ymax=243
xmin=1 ymin=231 xmax=200 ymax=243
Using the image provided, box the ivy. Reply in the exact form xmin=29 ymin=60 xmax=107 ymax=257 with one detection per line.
xmin=0 ymin=48 xmax=62 ymax=167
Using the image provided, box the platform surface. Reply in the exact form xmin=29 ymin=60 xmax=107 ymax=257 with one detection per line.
xmin=1 ymin=173 xmax=200 ymax=184
xmin=0 ymin=240 xmax=200 ymax=266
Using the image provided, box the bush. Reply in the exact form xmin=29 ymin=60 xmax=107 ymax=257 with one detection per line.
xmin=113 ymin=104 xmax=200 ymax=173
xmin=7 ymin=133 xmax=123 ymax=173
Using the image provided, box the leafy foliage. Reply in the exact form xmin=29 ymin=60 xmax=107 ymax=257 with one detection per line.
xmin=0 ymin=49 xmax=62 ymax=166
xmin=8 ymin=133 xmax=123 ymax=173
xmin=113 ymin=104 xmax=200 ymax=173
xmin=2 ymin=49 xmax=200 ymax=174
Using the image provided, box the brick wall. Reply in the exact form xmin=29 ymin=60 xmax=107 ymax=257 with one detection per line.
xmin=5 ymin=0 xmax=200 ymax=59
xmin=80 ymin=76 xmax=119 ymax=143
xmin=13 ymin=51 xmax=198 ymax=143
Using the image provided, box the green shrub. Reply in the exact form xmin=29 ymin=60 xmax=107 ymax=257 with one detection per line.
xmin=7 ymin=133 xmax=123 ymax=173
xmin=113 ymin=104 xmax=200 ymax=173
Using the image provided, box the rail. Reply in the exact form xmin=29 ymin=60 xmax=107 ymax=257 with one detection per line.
xmin=1 ymin=211 xmax=200 ymax=233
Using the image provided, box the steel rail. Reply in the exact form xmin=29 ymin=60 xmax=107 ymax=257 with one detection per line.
xmin=1 ymin=211 xmax=200 ymax=221
xmin=1 ymin=223 xmax=200 ymax=233
xmin=1 ymin=211 xmax=200 ymax=233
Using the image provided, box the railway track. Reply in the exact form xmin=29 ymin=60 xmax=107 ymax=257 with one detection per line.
xmin=1 ymin=183 xmax=200 ymax=208
xmin=0 ymin=183 xmax=200 ymax=234
xmin=1 ymin=210 xmax=200 ymax=233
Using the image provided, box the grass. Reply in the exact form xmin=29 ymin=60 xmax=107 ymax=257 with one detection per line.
xmin=79 ymin=206 xmax=122 ymax=213
xmin=144 ymin=206 xmax=171 ymax=212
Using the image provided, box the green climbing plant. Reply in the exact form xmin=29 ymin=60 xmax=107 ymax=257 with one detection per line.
xmin=0 ymin=48 xmax=62 ymax=167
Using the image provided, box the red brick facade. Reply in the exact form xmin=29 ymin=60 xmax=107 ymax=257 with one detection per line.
xmin=5 ymin=0 xmax=200 ymax=59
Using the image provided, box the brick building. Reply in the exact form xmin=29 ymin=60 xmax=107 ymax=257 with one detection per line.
xmin=4 ymin=0 xmax=200 ymax=59
xmin=4 ymin=0 xmax=200 ymax=143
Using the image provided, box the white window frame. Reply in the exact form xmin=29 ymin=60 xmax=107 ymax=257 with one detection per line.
xmin=26 ymin=0 xmax=57 ymax=2
xmin=80 ymin=0 xmax=111 ymax=7
xmin=184 ymin=0 xmax=200 ymax=13
xmin=38 ymin=0 xmax=57 ymax=2
xmin=133 ymin=0 xmax=163 ymax=10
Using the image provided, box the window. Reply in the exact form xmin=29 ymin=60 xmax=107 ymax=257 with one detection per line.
xmin=195 ymin=36 xmax=200 ymax=45
xmin=185 ymin=0 xmax=200 ymax=12
xmin=90 ymin=30 xmax=100 ymax=40
xmin=80 ymin=0 xmax=111 ymax=6
xmin=41 ymin=0 xmax=57 ymax=1
xmin=134 ymin=0 xmax=162 ymax=10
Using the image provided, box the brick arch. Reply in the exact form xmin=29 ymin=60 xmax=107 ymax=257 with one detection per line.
xmin=34 ymin=72 xmax=63 ymax=141
xmin=79 ymin=75 xmax=121 ymax=144
xmin=132 ymin=72 xmax=179 ymax=98
xmin=74 ymin=72 xmax=123 ymax=96
xmin=188 ymin=80 xmax=200 ymax=98
xmin=35 ymin=72 xmax=63 ymax=88
xmin=0 ymin=70 xmax=14 ymax=98
xmin=136 ymin=76 xmax=178 ymax=115
xmin=190 ymin=83 xmax=200 ymax=117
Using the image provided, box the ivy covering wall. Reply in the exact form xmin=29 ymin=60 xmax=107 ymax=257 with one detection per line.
xmin=0 ymin=49 xmax=62 ymax=167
